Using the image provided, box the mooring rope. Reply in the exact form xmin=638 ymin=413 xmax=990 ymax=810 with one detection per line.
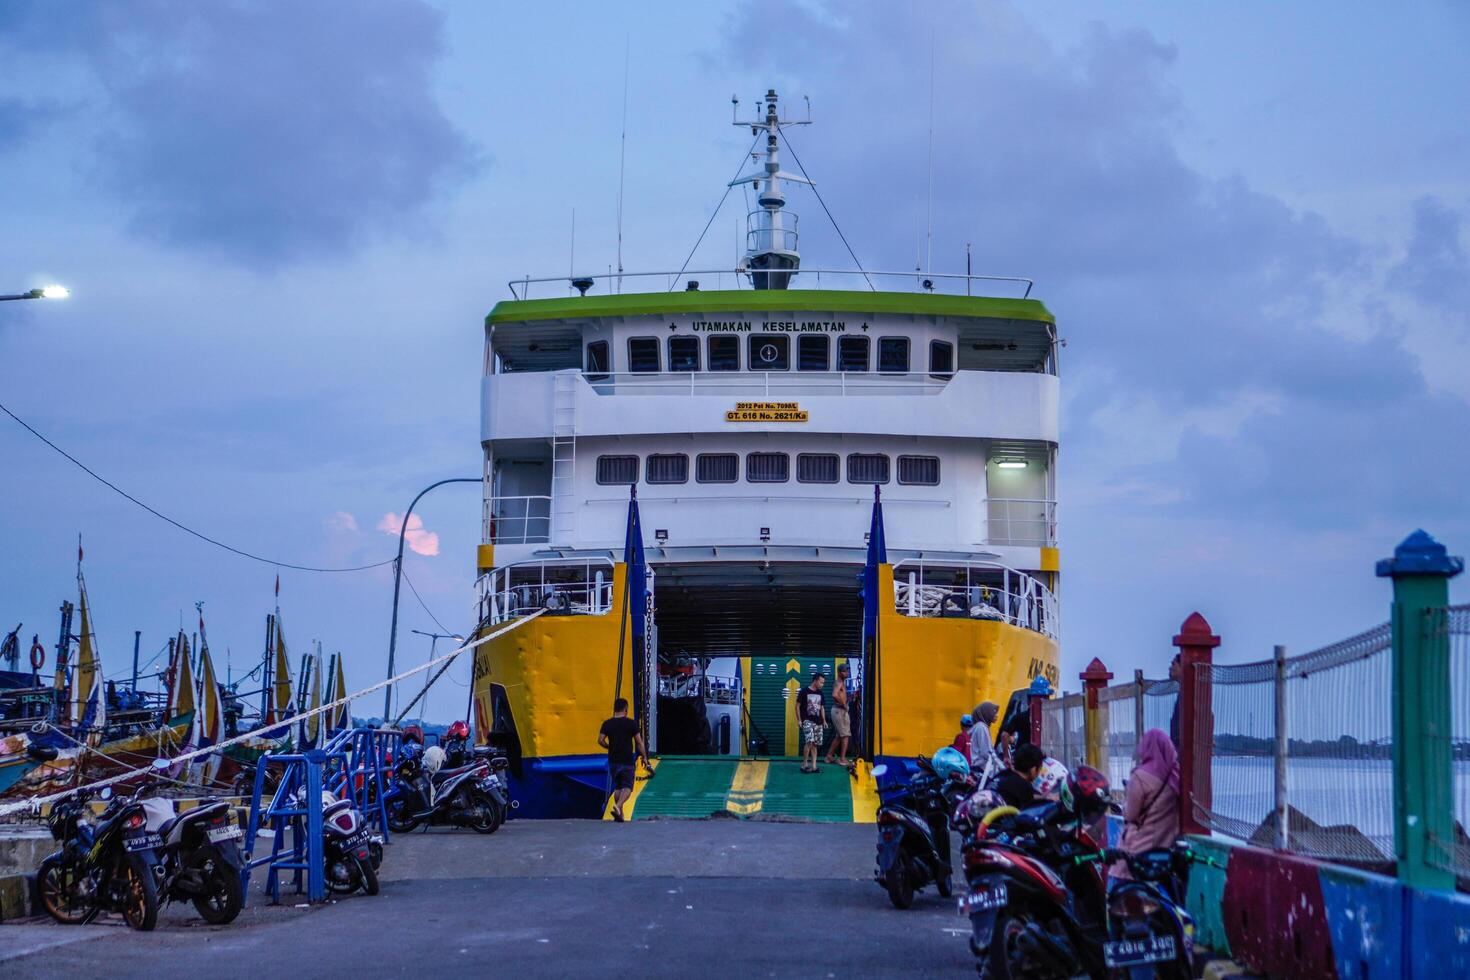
xmin=0 ymin=610 xmax=544 ymax=817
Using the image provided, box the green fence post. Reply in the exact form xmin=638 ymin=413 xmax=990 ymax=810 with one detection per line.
xmin=1376 ymin=529 xmax=1462 ymax=891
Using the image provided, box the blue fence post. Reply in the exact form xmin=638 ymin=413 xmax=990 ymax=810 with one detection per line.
xmin=304 ymin=748 xmax=326 ymax=902
xmin=1377 ymin=529 xmax=1462 ymax=892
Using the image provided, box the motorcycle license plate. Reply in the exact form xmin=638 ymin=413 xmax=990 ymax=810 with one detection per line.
xmin=1104 ymin=934 xmax=1177 ymax=968
xmin=343 ymin=829 xmax=369 ymax=849
xmin=958 ymin=881 xmax=1008 ymax=914
xmin=124 ymin=832 xmax=163 ymax=852
xmin=207 ymin=824 xmax=242 ymax=843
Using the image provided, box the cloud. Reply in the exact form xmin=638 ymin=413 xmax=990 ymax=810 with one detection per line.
xmin=0 ymin=0 xmax=479 ymax=268
xmin=326 ymin=511 xmax=359 ymax=533
xmin=377 ymin=512 xmax=438 ymax=556
xmin=1388 ymin=196 xmax=1469 ymax=320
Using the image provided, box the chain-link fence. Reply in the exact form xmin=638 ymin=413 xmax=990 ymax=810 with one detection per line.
xmin=1192 ymin=622 xmax=1394 ymax=863
xmin=1426 ymin=603 xmax=1470 ymax=880
xmin=1038 ymin=692 xmax=1084 ymax=770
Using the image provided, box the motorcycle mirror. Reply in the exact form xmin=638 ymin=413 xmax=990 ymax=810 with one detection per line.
xmin=98 ymin=787 xmax=113 ymax=801
xmin=150 ymin=758 xmax=171 ymax=773
xmin=870 ymin=764 xmax=888 ymax=778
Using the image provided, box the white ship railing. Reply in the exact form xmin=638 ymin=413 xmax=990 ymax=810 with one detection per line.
xmin=483 ymin=495 xmax=552 ymax=544
xmin=507 ymin=267 xmax=1035 ymax=300
xmin=983 ymin=498 xmax=1058 ymax=548
xmin=891 ymin=559 xmax=1059 ymax=641
xmin=475 ymin=558 xmax=616 ymax=625
xmin=583 ymin=371 xmax=951 ymax=397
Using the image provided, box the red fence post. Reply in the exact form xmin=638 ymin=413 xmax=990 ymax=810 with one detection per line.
xmin=1175 ymin=612 xmax=1220 ymax=835
xmin=1027 ymin=675 xmax=1052 ymax=747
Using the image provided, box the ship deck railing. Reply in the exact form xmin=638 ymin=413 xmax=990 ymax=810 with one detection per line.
xmin=483 ymin=495 xmax=552 ymax=545
xmin=506 ymin=267 xmax=1035 ymax=300
xmin=983 ymin=498 xmax=1058 ymax=548
xmin=891 ymin=558 xmax=1059 ymax=641
xmin=476 ymin=557 xmax=617 ymax=625
xmin=581 ymin=370 xmax=952 ymax=397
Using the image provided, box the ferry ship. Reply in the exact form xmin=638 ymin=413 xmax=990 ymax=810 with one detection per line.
xmin=470 ymin=90 xmax=1061 ymax=819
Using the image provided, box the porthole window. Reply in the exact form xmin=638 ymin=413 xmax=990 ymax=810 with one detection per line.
xmin=646 ymin=454 xmax=689 ymax=485
xmin=596 ymin=455 xmax=639 ymax=485
xmin=708 ymin=335 xmax=740 ymax=371
xmin=798 ymin=335 xmax=830 ymax=371
xmin=668 ymin=336 xmax=700 ymax=372
xmin=846 ymin=453 xmax=890 ymax=484
xmin=878 ymin=337 xmax=910 ymax=374
xmin=897 ymin=455 xmax=940 ymax=486
xmin=796 ymin=453 xmax=839 ymax=484
xmin=627 ymin=337 xmax=660 ymax=373
xmin=746 ymin=452 xmax=790 ymax=483
xmin=837 ymin=336 xmax=869 ymax=372
xmin=695 ymin=453 xmax=738 ymax=483
xmin=747 ymin=334 xmax=790 ymax=371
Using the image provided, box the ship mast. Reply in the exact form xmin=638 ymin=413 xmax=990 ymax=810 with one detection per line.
xmin=730 ymin=89 xmax=811 ymax=289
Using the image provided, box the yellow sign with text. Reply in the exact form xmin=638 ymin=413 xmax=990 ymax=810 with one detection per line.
xmin=725 ymin=401 xmax=808 ymax=423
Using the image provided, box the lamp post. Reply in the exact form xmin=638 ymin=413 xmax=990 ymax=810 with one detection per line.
xmin=1 ymin=285 xmax=69 ymax=302
xmin=382 ymin=477 xmax=479 ymax=721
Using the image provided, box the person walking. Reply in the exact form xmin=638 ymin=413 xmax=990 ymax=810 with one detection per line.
xmin=968 ymin=701 xmax=999 ymax=778
xmin=823 ymin=664 xmax=853 ymax=767
xmin=598 ymin=697 xmax=649 ymax=822
xmin=1112 ymin=728 xmax=1180 ymax=880
xmin=795 ymin=672 xmax=827 ymax=773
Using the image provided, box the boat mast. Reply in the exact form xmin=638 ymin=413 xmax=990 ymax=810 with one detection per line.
xmin=730 ymin=88 xmax=811 ymax=290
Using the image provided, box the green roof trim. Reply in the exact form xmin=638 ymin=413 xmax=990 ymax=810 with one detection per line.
xmin=487 ymin=289 xmax=1054 ymax=326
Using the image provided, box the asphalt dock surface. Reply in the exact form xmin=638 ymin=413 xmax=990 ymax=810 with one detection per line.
xmin=1 ymin=819 xmax=974 ymax=978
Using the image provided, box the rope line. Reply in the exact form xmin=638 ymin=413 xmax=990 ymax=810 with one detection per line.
xmin=668 ymin=132 xmax=762 ymax=290
xmin=0 ymin=609 xmax=544 ymax=817
xmin=0 ymin=400 xmax=395 ymax=573
xmin=777 ymin=127 xmax=875 ymax=291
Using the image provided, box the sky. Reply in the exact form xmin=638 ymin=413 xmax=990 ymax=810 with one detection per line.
xmin=2 ymin=0 xmax=1467 ymax=720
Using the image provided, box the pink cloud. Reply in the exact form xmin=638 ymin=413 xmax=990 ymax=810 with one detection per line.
xmin=377 ymin=512 xmax=439 ymax=556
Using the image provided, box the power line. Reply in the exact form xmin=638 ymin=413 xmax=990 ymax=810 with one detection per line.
xmin=0 ymin=400 xmax=395 ymax=573
xmin=401 ymin=565 xmax=454 ymax=637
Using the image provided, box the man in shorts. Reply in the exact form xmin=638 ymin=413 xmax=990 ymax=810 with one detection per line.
xmin=795 ymin=672 xmax=827 ymax=773
xmin=598 ymin=697 xmax=648 ymax=822
xmin=823 ymin=663 xmax=853 ymax=767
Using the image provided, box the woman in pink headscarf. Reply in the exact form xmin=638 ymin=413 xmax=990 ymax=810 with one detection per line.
xmin=1112 ymin=728 xmax=1180 ymax=880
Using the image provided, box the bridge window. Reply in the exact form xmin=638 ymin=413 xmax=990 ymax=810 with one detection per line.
xmin=627 ymin=337 xmax=660 ymax=373
xmin=847 ymin=453 xmax=890 ymax=484
xmin=586 ymin=341 xmax=609 ymax=381
xmin=837 ymin=336 xmax=869 ymax=372
xmin=748 ymin=334 xmax=790 ymax=371
xmin=696 ymin=453 xmax=738 ymax=483
xmin=646 ymin=453 xmax=689 ymax=485
xmin=797 ymin=453 xmax=839 ymax=484
xmin=897 ymin=455 xmax=940 ymax=486
xmin=746 ymin=452 xmax=790 ymax=483
xmin=798 ymin=335 xmax=830 ymax=371
xmin=668 ymin=336 xmax=700 ymax=372
xmin=596 ymin=455 xmax=639 ymax=485
xmin=708 ymin=335 xmax=740 ymax=371
xmin=929 ymin=340 xmax=953 ymax=378
xmin=878 ymin=337 xmax=910 ymax=374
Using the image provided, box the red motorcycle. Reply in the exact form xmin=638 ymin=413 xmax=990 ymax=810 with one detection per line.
xmin=954 ymin=766 xmax=1192 ymax=979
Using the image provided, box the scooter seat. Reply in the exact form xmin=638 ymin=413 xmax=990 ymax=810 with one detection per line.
xmin=432 ymin=764 xmax=479 ymax=781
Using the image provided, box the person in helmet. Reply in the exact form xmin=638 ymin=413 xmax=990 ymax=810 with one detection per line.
xmin=951 ymin=713 xmax=973 ymax=760
xmin=930 ymin=745 xmax=971 ymax=783
xmin=1060 ymin=765 xmax=1113 ymax=826
xmin=443 ymin=719 xmax=471 ymax=768
xmin=995 ymin=743 xmax=1045 ymax=809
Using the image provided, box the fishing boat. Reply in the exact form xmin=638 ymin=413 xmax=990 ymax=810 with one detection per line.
xmin=469 ymin=90 xmax=1061 ymax=819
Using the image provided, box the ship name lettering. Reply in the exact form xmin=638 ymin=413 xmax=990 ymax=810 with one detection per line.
xmin=690 ymin=321 xmax=753 ymax=331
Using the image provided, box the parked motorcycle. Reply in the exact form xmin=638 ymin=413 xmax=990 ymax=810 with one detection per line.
xmin=36 ymin=785 xmax=160 ymax=930
xmin=955 ymin=765 xmax=1192 ymax=979
xmin=294 ymin=788 xmax=380 ymax=896
xmin=384 ymin=747 xmax=512 ymax=834
xmin=871 ymin=752 xmax=976 ymax=909
xmin=135 ymin=761 xmax=246 ymax=924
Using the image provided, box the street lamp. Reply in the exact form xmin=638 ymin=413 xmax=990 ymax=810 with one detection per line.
xmin=1 ymin=285 xmax=69 ymax=302
xmin=382 ymin=477 xmax=479 ymax=721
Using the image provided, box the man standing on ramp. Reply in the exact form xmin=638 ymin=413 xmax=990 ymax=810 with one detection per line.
xmin=599 ymin=697 xmax=648 ymax=822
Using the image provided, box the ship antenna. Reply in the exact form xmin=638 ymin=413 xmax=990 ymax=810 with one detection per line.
xmin=925 ymin=29 xmax=936 ymax=275
xmin=615 ymin=36 xmax=629 ymax=294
